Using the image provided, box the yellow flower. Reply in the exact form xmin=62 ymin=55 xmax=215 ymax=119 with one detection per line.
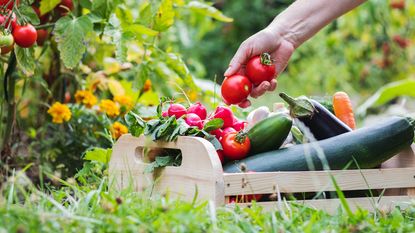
xmin=113 ymin=95 xmax=133 ymax=110
xmin=47 ymin=102 xmax=71 ymax=124
xmin=100 ymin=99 xmax=120 ymax=117
xmin=75 ymin=90 xmax=97 ymax=108
xmin=111 ymin=122 xmax=128 ymax=139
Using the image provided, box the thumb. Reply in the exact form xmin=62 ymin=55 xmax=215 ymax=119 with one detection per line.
xmin=272 ymin=40 xmax=295 ymax=74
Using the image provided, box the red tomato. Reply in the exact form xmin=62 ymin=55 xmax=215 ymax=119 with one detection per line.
xmin=1 ymin=42 xmax=13 ymax=54
xmin=12 ymin=24 xmax=37 ymax=48
xmin=393 ymin=35 xmax=410 ymax=48
xmin=0 ymin=0 xmax=19 ymax=10
xmin=220 ymin=132 xmax=250 ymax=161
xmin=221 ymin=74 xmax=252 ymax=105
xmin=0 ymin=12 xmax=17 ymax=31
xmin=36 ymin=29 xmax=48 ymax=46
xmin=390 ymin=0 xmax=405 ymax=9
xmin=56 ymin=0 xmax=74 ymax=15
xmin=246 ymin=53 xmax=276 ymax=86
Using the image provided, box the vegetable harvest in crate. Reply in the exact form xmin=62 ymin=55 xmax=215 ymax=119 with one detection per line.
xmin=124 ymin=90 xmax=415 ymax=175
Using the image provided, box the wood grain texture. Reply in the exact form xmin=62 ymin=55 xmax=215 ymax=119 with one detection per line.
xmin=223 ymin=167 xmax=415 ymax=195
xmin=228 ymin=196 xmax=413 ymax=214
xmin=109 ymin=135 xmax=225 ymax=205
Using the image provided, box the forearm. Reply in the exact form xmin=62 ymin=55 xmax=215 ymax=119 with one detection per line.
xmin=267 ymin=0 xmax=366 ymax=47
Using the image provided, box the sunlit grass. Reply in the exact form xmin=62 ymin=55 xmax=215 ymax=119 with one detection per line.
xmin=1 ymin=168 xmax=415 ymax=233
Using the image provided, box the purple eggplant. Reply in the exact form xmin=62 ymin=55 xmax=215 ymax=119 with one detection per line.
xmin=279 ymin=92 xmax=351 ymax=140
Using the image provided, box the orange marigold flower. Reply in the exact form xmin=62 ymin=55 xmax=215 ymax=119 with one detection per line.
xmin=47 ymin=102 xmax=71 ymax=124
xmin=111 ymin=122 xmax=128 ymax=139
xmin=75 ymin=90 xmax=97 ymax=108
xmin=100 ymin=99 xmax=120 ymax=117
xmin=143 ymin=79 xmax=152 ymax=92
xmin=114 ymin=95 xmax=133 ymax=109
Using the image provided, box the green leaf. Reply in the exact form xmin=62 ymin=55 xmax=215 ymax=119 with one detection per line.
xmin=357 ymin=79 xmax=415 ymax=116
xmin=39 ymin=0 xmax=60 ymax=15
xmin=104 ymin=14 xmax=130 ymax=62
xmin=138 ymin=91 xmax=159 ymax=106
xmin=54 ymin=16 xmax=93 ymax=69
xmin=155 ymin=156 xmax=173 ymax=167
xmin=91 ymin=0 xmax=118 ymax=19
xmin=84 ymin=148 xmax=112 ymax=164
xmin=124 ymin=24 xmax=159 ymax=36
xmin=144 ymin=162 xmax=157 ymax=173
xmin=203 ymin=118 xmax=224 ymax=132
xmin=18 ymin=5 xmax=40 ymax=25
xmin=153 ymin=0 xmax=175 ymax=32
xmin=14 ymin=47 xmax=35 ymax=74
xmin=186 ymin=1 xmax=233 ymax=23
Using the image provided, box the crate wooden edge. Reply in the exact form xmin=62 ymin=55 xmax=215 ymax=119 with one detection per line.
xmin=226 ymin=196 xmax=414 ymax=214
xmin=109 ymin=135 xmax=415 ymax=212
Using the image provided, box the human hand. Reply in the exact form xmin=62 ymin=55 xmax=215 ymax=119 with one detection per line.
xmin=224 ymin=29 xmax=295 ymax=108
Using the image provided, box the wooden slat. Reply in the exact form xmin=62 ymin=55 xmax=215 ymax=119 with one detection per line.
xmin=227 ymin=196 xmax=414 ymax=214
xmin=224 ymin=168 xmax=415 ymax=195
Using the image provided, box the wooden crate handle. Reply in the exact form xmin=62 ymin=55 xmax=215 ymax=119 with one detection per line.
xmin=109 ymin=134 xmax=225 ymax=205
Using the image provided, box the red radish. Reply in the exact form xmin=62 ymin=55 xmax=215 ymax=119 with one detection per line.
xmin=185 ymin=113 xmax=203 ymax=129
xmin=210 ymin=128 xmax=223 ymax=140
xmin=187 ymin=102 xmax=207 ymax=120
xmin=168 ymin=103 xmax=187 ymax=118
xmin=222 ymin=127 xmax=236 ymax=137
xmin=216 ymin=150 xmax=225 ymax=164
xmin=213 ymin=106 xmax=234 ymax=128
xmin=233 ymin=121 xmax=247 ymax=131
xmin=162 ymin=111 xmax=168 ymax=117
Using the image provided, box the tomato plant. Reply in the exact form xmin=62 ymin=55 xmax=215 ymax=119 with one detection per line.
xmin=220 ymin=132 xmax=250 ymax=161
xmin=221 ymin=74 xmax=252 ymax=105
xmin=246 ymin=53 xmax=276 ymax=86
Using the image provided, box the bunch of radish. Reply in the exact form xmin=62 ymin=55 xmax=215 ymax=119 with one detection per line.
xmin=163 ymin=103 xmax=248 ymax=164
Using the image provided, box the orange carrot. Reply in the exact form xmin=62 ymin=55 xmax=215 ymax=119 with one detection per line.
xmin=332 ymin=91 xmax=356 ymax=129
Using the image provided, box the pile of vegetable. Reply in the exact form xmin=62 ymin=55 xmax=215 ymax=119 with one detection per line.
xmin=224 ymin=92 xmax=414 ymax=173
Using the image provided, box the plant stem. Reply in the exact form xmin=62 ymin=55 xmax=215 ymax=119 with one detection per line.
xmin=1 ymin=52 xmax=17 ymax=153
xmin=35 ymin=23 xmax=56 ymax=30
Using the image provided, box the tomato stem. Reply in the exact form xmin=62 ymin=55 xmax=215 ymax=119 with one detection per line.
xmin=260 ymin=53 xmax=272 ymax=66
xmin=235 ymin=131 xmax=248 ymax=144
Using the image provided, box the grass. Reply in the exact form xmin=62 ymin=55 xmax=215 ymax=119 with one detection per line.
xmin=1 ymin=169 xmax=415 ymax=233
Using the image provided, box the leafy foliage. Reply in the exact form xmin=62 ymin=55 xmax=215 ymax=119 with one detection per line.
xmin=54 ymin=16 xmax=93 ymax=68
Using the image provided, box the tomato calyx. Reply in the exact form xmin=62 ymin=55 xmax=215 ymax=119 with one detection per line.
xmin=260 ymin=53 xmax=273 ymax=66
xmin=234 ymin=131 xmax=248 ymax=144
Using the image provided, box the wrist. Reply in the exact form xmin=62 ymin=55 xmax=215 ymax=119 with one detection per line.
xmin=265 ymin=18 xmax=301 ymax=49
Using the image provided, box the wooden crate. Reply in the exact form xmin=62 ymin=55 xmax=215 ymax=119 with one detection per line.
xmin=109 ymin=135 xmax=415 ymax=213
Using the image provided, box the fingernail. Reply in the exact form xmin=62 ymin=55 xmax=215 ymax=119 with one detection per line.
xmin=224 ymin=66 xmax=232 ymax=76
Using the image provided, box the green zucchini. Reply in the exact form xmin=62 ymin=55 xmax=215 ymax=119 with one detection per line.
xmin=225 ymin=117 xmax=414 ymax=172
xmin=247 ymin=113 xmax=292 ymax=155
